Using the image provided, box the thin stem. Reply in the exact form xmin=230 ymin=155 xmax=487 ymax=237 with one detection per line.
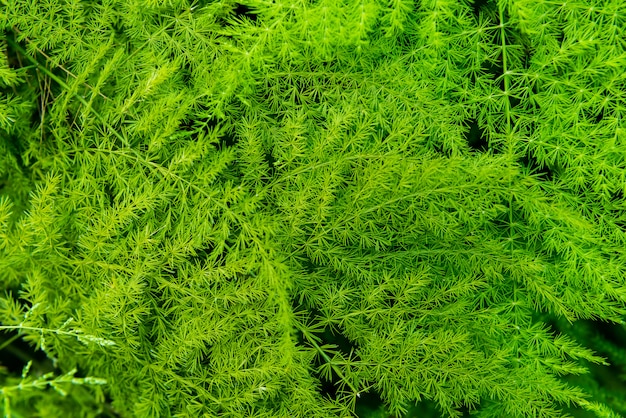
xmin=0 ymin=333 xmax=22 ymax=352
xmin=5 ymin=36 xmax=129 ymax=148
xmin=11 ymin=27 xmax=110 ymax=101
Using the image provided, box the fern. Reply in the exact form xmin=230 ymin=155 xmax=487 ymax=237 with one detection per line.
xmin=1 ymin=0 xmax=626 ymax=417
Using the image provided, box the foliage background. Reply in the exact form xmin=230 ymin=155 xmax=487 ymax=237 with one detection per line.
xmin=2 ymin=0 xmax=626 ymax=417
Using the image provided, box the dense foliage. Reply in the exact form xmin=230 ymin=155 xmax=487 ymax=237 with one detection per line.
xmin=2 ymin=0 xmax=626 ymax=416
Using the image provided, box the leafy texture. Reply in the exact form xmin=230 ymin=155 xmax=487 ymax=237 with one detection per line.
xmin=1 ymin=0 xmax=626 ymax=417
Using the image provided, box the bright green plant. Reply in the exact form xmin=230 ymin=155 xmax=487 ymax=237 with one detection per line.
xmin=2 ymin=0 xmax=626 ymax=417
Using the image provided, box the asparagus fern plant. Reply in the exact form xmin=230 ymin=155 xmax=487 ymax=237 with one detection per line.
xmin=1 ymin=0 xmax=626 ymax=417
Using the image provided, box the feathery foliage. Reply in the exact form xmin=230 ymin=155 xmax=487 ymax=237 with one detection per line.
xmin=2 ymin=0 xmax=626 ymax=417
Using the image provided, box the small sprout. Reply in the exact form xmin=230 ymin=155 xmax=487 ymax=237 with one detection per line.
xmin=82 ymin=377 xmax=107 ymax=385
xmin=21 ymin=361 xmax=32 ymax=379
xmin=60 ymin=318 xmax=74 ymax=329
xmin=76 ymin=334 xmax=116 ymax=347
